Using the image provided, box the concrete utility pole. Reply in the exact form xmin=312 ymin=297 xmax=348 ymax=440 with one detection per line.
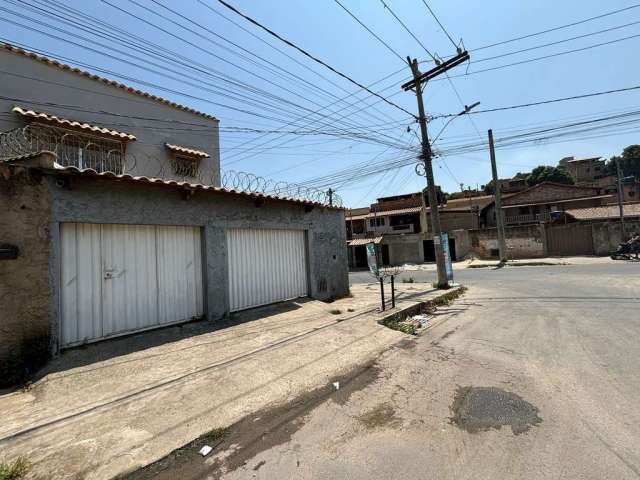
xmin=402 ymin=50 xmax=471 ymax=287
xmin=408 ymin=58 xmax=448 ymax=288
xmin=488 ymin=129 xmax=507 ymax=262
xmin=615 ymin=158 xmax=626 ymax=240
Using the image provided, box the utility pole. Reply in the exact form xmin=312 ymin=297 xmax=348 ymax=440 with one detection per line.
xmin=488 ymin=129 xmax=507 ymax=262
xmin=402 ymin=50 xmax=471 ymax=288
xmin=615 ymin=158 xmax=626 ymax=239
xmin=408 ymin=58 xmax=447 ymax=287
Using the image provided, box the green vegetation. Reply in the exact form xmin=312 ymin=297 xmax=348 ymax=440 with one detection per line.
xmin=526 ymin=165 xmax=574 ymax=186
xmin=0 ymin=458 xmax=30 ymax=480
xmin=402 ymin=277 xmax=414 ymax=283
xmin=380 ymin=317 xmax=416 ymax=335
xmin=605 ymin=144 xmax=640 ymax=178
xmin=379 ymin=287 xmax=468 ymax=336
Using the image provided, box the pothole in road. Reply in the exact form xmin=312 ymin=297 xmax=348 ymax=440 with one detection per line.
xmin=450 ymin=386 xmax=542 ymax=435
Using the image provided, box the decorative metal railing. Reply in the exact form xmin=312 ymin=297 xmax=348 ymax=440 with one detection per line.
xmin=0 ymin=124 xmax=125 ymax=173
xmin=0 ymin=126 xmax=342 ymax=207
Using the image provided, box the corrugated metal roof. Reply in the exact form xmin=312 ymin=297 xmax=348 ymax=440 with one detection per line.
xmin=2 ymin=43 xmax=217 ymax=121
xmin=13 ymin=106 xmax=136 ymax=140
xmin=347 ymin=236 xmax=383 ymax=246
xmin=165 ymin=143 xmax=209 ymax=159
xmin=565 ymin=203 xmax=640 ymax=220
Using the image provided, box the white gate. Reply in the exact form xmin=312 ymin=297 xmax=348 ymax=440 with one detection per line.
xmin=60 ymin=223 xmax=203 ymax=347
xmin=226 ymin=228 xmax=308 ymax=311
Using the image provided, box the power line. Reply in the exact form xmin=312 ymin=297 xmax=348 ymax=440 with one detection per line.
xmin=420 ymin=0 xmax=458 ymax=49
xmin=449 ymin=32 xmax=640 ymax=79
xmin=471 ymin=3 xmax=640 ymax=52
xmin=432 ymin=84 xmax=640 ymax=119
xmin=216 ymin=0 xmax=416 ymax=118
xmin=379 ymin=0 xmax=437 ymax=62
xmin=473 ymin=19 xmax=640 ymax=64
xmin=1 ymin=7 xmax=410 ymax=150
xmin=333 ymin=0 xmax=405 ymax=62
xmin=15 ymin=0 xmax=414 ymax=154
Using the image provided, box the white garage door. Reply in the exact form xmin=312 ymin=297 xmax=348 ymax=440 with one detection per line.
xmin=226 ymin=228 xmax=307 ymax=311
xmin=60 ymin=223 xmax=204 ymax=347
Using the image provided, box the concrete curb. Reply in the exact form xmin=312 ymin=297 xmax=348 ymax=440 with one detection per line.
xmin=377 ymin=286 xmax=466 ymax=336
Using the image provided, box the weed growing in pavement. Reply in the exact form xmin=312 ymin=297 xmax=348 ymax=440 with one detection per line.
xmin=402 ymin=277 xmax=415 ymax=283
xmin=329 ymin=309 xmax=342 ymax=315
xmin=0 ymin=457 xmax=30 ymax=480
xmin=347 ymin=308 xmax=355 ymax=312
xmin=380 ymin=317 xmax=416 ymax=335
xmin=378 ymin=286 xmax=468 ymax=336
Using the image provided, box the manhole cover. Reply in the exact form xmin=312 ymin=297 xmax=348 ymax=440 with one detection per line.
xmin=451 ymin=386 xmax=542 ymax=435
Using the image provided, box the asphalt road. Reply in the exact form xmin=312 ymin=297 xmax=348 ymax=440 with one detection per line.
xmin=147 ymin=262 xmax=640 ymax=479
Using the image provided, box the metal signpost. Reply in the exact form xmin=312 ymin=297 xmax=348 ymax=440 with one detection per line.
xmin=441 ymin=232 xmax=454 ymax=284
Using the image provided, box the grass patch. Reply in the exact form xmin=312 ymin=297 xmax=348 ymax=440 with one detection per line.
xmin=329 ymin=309 xmax=342 ymax=315
xmin=378 ymin=286 xmax=468 ymax=336
xmin=431 ymin=286 xmax=468 ymax=307
xmin=0 ymin=458 xmax=30 ymax=480
xmin=402 ymin=277 xmax=414 ymax=283
xmin=379 ymin=318 xmax=416 ymax=335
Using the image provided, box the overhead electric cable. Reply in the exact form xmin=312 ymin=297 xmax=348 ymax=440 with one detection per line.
xmin=216 ymin=0 xmax=416 ymax=118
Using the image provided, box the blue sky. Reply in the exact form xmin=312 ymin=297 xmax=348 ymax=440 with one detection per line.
xmin=2 ymin=0 xmax=639 ymax=207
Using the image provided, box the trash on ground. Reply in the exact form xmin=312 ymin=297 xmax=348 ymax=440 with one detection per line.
xmin=199 ymin=445 xmax=213 ymax=457
xmin=333 ymin=381 xmax=340 ymax=390
xmin=410 ymin=314 xmax=430 ymax=327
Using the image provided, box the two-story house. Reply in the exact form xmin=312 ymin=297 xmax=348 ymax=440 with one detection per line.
xmin=0 ymin=43 xmax=348 ymax=386
xmin=345 ymin=191 xmax=493 ymax=268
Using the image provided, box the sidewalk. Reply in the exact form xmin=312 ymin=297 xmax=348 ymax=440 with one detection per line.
xmin=0 ymin=282 xmax=452 ymax=480
xmin=400 ymin=255 xmax=612 ymax=271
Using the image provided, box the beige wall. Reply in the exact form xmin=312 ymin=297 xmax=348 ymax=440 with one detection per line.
xmin=470 ymin=225 xmax=546 ymax=259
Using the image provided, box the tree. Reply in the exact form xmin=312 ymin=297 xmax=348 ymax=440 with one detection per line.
xmin=606 ymin=145 xmax=640 ymax=179
xmin=422 ymin=186 xmax=448 ymax=206
xmin=526 ymin=165 xmax=574 ymax=187
xmin=483 ymin=179 xmax=496 ymax=195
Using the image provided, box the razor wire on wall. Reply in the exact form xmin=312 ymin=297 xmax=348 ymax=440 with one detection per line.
xmin=0 ymin=125 xmax=342 ymax=207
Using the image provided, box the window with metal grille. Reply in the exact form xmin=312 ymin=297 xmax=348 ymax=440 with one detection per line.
xmin=28 ymin=123 xmax=125 ymax=173
xmin=171 ymin=155 xmax=200 ymax=178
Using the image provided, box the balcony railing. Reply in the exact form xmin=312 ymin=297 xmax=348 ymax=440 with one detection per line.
xmin=369 ymin=224 xmax=415 ymax=234
xmin=504 ymin=212 xmax=551 ymax=224
xmin=0 ymin=125 xmax=125 ymax=174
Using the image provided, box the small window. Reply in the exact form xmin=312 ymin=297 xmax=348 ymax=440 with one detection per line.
xmin=369 ymin=218 xmax=375 ymax=227
xmin=172 ymin=155 xmax=200 ymax=178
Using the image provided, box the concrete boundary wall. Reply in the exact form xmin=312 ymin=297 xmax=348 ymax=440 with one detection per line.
xmin=0 ymin=168 xmax=348 ymax=386
xmin=469 ymin=225 xmax=546 ymax=259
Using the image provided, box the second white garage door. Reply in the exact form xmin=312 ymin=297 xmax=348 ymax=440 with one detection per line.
xmin=226 ymin=228 xmax=308 ymax=311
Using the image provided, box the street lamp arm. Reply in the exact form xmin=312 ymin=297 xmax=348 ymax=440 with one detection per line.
xmin=430 ymin=101 xmax=480 ymax=147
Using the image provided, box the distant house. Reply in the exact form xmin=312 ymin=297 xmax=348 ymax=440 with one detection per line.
xmin=563 ymin=203 xmax=640 ymax=222
xmin=483 ymin=182 xmax=615 ymax=227
xmin=558 ymin=156 xmax=606 ymax=184
xmin=345 ymin=192 xmax=494 ymax=267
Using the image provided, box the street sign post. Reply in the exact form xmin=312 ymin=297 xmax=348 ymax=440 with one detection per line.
xmin=441 ymin=232 xmax=454 ymax=284
xmin=366 ymin=242 xmax=379 ymax=277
